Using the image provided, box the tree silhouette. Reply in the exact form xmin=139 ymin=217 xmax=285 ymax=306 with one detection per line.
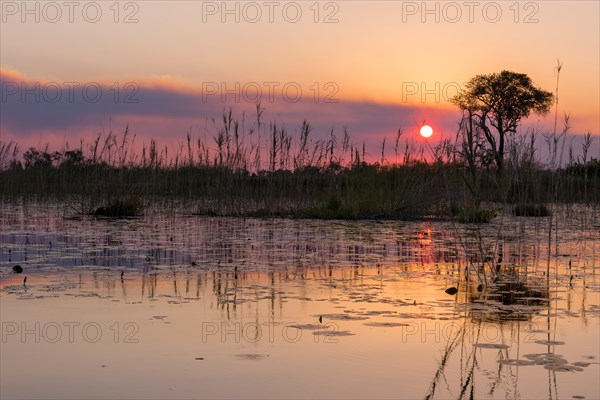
xmin=452 ymin=70 xmax=554 ymax=175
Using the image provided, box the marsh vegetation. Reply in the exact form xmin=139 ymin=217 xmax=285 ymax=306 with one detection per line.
xmin=0 ymin=114 xmax=597 ymax=220
xmin=2 ymin=70 xmax=597 ymax=220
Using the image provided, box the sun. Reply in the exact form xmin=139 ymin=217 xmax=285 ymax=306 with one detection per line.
xmin=420 ymin=125 xmax=433 ymax=138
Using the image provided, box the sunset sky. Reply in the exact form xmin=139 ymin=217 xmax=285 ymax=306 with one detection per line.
xmin=1 ymin=1 xmax=599 ymax=163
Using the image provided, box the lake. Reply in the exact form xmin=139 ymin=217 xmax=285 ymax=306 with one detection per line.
xmin=1 ymin=202 xmax=599 ymax=399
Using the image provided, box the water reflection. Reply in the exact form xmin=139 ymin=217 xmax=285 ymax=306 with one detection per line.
xmin=2 ymin=211 xmax=597 ymax=274
xmin=0 ymin=203 xmax=598 ymax=399
xmin=2 ymin=263 xmax=598 ymax=399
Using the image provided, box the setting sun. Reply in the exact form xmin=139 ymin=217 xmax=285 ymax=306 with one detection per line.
xmin=1 ymin=2 xmax=599 ymax=399
xmin=420 ymin=125 xmax=433 ymax=138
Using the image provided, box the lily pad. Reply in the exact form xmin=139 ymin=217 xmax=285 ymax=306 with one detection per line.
xmin=312 ymin=330 xmax=355 ymax=337
xmin=287 ymin=324 xmax=321 ymax=330
xmin=535 ymin=340 xmax=565 ymax=346
xmin=544 ymin=364 xmax=583 ymax=372
xmin=363 ymin=322 xmax=409 ymax=328
xmin=498 ymin=359 xmax=535 ymax=366
xmin=235 ymin=354 xmax=268 ymax=360
xmin=474 ymin=343 xmax=509 ymax=349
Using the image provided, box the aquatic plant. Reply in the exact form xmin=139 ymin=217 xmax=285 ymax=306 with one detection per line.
xmin=450 ymin=204 xmax=497 ymax=223
xmin=94 ymin=196 xmax=144 ymax=218
xmin=513 ymin=203 xmax=550 ymax=217
xmin=0 ymin=101 xmax=597 ymax=219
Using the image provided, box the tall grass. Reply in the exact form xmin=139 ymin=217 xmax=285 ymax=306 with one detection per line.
xmin=0 ymin=109 xmax=597 ymax=218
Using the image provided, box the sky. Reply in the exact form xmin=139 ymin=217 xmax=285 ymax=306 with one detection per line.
xmin=1 ymin=0 xmax=599 ymax=165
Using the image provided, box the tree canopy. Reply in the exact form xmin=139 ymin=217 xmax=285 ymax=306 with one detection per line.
xmin=452 ymin=70 xmax=554 ymax=174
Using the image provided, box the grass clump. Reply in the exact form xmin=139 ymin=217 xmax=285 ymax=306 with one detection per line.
xmin=94 ymin=196 xmax=144 ymax=218
xmin=451 ymin=204 xmax=497 ymax=223
xmin=301 ymin=195 xmax=358 ymax=219
xmin=513 ymin=203 xmax=550 ymax=217
xmin=0 ymin=108 xmax=598 ymax=220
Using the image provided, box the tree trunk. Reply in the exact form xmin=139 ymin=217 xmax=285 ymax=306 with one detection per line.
xmin=497 ymin=118 xmax=505 ymax=176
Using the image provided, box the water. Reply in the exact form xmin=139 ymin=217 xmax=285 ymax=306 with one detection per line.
xmin=1 ymin=202 xmax=599 ymax=399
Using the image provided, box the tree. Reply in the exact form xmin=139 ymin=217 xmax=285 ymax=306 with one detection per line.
xmin=61 ymin=149 xmax=85 ymax=167
xmin=23 ymin=147 xmax=57 ymax=169
xmin=451 ymin=70 xmax=554 ymax=175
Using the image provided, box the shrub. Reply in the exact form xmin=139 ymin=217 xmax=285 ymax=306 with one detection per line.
xmin=94 ymin=196 xmax=144 ymax=218
xmin=513 ymin=203 xmax=550 ymax=217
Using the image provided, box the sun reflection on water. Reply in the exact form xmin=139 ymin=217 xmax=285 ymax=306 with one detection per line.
xmin=0 ymin=203 xmax=598 ymax=399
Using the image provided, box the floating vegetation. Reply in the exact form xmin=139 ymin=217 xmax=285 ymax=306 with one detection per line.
xmin=534 ymin=340 xmax=566 ymax=346
xmin=94 ymin=196 xmax=144 ymax=218
xmin=519 ymin=353 xmax=591 ymax=373
xmin=38 ymin=281 xmax=78 ymax=292
xmin=0 ymin=201 xmax=598 ymax=399
xmin=544 ymin=364 xmax=584 ymax=372
xmin=473 ymin=343 xmax=510 ymax=349
xmin=363 ymin=322 xmax=409 ymax=328
xmin=525 ymin=354 xmax=566 ymax=365
xmin=497 ymin=359 xmax=535 ymax=366
xmin=492 ymin=276 xmax=549 ymax=306
xmin=572 ymin=362 xmax=592 ymax=367
xmin=358 ymin=310 xmax=398 ymax=316
xmin=235 ymin=354 xmax=268 ymax=360
xmin=451 ymin=205 xmax=497 ymax=223
xmin=524 ymin=329 xmax=553 ymax=334
xmin=288 ymin=324 xmax=321 ymax=330
xmin=312 ymin=330 xmax=355 ymax=337
xmin=316 ymin=314 xmax=370 ymax=321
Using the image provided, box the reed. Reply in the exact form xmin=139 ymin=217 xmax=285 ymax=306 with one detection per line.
xmin=0 ymin=110 xmax=597 ymax=219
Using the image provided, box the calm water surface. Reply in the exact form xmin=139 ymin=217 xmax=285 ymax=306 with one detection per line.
xmin=1 ymin=202 xmax=599 ymax=399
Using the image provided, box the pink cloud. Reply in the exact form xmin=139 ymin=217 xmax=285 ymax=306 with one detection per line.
xmin=2 ymin=69 xmax=596 ymax=165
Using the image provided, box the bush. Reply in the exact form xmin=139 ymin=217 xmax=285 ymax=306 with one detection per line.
xmin=513 ymin=203 xmax=550 ymax=217
xmin=94 ymin=196 xmax=144 ymax=218
xmin=451 ymin=204 xmax=497 ymax=223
